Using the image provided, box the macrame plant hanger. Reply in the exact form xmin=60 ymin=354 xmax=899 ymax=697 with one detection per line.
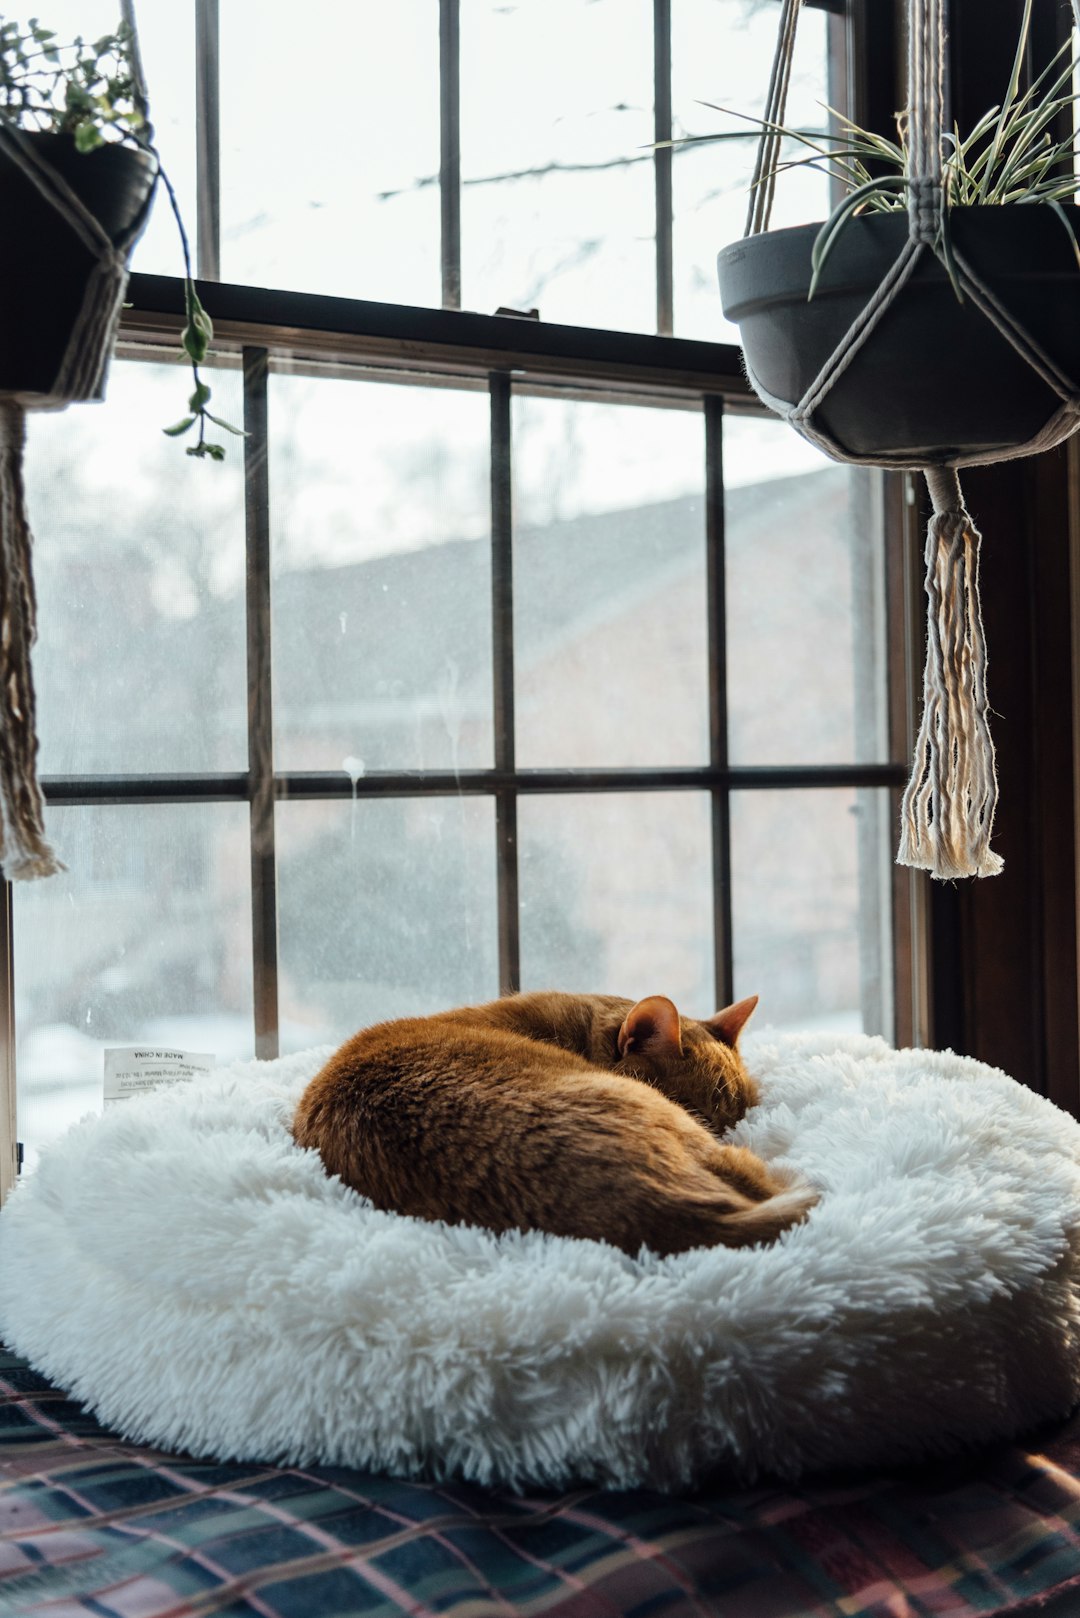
xmin=747 ymin=0 xmax=1080 ymax=879
xmin=0 ymin=0 xmax=155 ymax=879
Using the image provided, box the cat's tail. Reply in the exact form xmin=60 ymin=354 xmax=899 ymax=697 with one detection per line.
xmin=709 ymin=1180 xmax=818 ymax=1249
xmin=651 ymin=1176 xmax=818 ymax=1254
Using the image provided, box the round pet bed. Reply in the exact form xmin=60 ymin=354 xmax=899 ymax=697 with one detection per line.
xmin=1 ymin=1030 xmax=1079 ymax=1491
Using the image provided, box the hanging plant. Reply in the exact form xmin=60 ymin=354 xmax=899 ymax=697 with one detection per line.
xmin=0 ymin=11 xmax=241 ymax=454
xmin=0 ymin=6 xmax=240 ymax=881
xmin=714 ymin=3 xmax=1080 ymax=289
xmin=713 ymin=0 xmax=1080 ymax=880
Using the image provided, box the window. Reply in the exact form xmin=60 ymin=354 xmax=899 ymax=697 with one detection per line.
xmin=4 ymin=0 xmax=911 ymax=1179
xmin=127 ymin=0 xmax=841 ymax=335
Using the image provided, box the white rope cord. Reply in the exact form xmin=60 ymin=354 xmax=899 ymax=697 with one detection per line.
xmin=0 ymin=402 xmax=61 ymax=879
xmin=0 ymin=2 xmax=155 ymax=877
xmin=793 ymin=236 xmax=927 ymax=425
xmin=745 ymin=0 xmax=803 ymax=237
xmin=897 ymin=468 xmax=1001 ymax=878
xmin=746 ymin=354 xmax=1080 ymax=472
xmin=906 ymin=0 xmax=946 ymax=241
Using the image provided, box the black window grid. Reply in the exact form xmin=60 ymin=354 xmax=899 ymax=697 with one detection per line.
xmin=190 ymin=0 xmax=846 ymax=326
xmin=6 ymin=289 xmax=906 ymax=1079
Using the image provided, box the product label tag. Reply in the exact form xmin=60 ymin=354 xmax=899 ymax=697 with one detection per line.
xmin=103 ymin=1048 xmax=215 ymax=1106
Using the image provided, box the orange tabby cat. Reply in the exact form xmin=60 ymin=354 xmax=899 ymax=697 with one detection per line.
xmin=293 ymin=990 xmax=815 ymax=1257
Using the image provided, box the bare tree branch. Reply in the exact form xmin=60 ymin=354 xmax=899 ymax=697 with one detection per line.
xmin=378 ymin=151 xmax=653 ymax=202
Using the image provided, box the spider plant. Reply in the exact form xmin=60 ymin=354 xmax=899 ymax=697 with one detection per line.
xmin=0 ymin=13 xmax=241 ymax=457
xmin=692 ymin=0 xmax=1080 ymax=298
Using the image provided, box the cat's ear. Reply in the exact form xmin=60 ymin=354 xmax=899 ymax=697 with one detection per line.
xmin=702 ymin=994 xmax=759 ymax=1047
xmin=618 ymin=996 xmax=682 ymax=1060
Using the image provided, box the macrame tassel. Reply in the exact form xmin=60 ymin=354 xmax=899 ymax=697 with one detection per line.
xmin=897 ymin=467 xmax=1002 ymax=880
xmin=0 ymin=401 xmax=64 ymax=880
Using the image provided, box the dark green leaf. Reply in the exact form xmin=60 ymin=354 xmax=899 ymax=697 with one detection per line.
xmin=808 ymin=174 xmax=906 ymax=298
xmin=181 ymin=324 xmax=208 ymax=364
xmin=162 ymin=415 xmax=196 ymax=437
xmin=188 ymin=381 xmax=212 ymax=410
xmin=205 ymin=412 xmax=247 ymax=436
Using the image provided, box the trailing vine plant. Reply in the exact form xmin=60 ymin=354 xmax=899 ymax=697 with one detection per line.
xmin=0 ymin=13 xmax=243 ymax=458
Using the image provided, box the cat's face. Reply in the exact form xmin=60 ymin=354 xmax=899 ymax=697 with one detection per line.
xmin=611 ymin=994 xmax=759 ymax=1133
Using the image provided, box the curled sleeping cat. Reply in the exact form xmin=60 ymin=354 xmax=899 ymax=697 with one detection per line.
xmin=292 ymin=990 xmax=816 ymax=1257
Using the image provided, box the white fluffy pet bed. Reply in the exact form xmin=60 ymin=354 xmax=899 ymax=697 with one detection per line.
xmin=2 ymin=1030 xmax=1080 ymax=1492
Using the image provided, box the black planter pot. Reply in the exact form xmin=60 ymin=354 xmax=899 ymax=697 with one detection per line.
xmin=0 ymin=132 xmax=157 ymax=402
xmin=718 ymin=205 xmax=1080 ymax=464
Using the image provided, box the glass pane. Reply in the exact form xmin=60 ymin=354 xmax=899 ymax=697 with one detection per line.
xmin=218 ymin=1 xmax=440 ymax=305
xmin=128 ymin=3 xmax=196 ymax=278
xmin=14 ymin=803 xmax=254 ymax=1168
xmin=518 ymin=793 xmax=713 ymax=1013
xmin=730 ymin=788 xmax=893 ymax=1037
xmin=461 ymin=0 xmax=654 ymax=330
xmin=276 ymin=796 xmax=498 ymax=1052
xmin=26 ymin=357 xmax=248 ymax=775
xmin=513 ymin=396 xmax=709 ymax=767
xmin=270 ymin=371 xmax=493 ymax=773
xmin=672 ymin=1 xmax=832 ymax=339
xmin=724 ymin=416 xmax=888 ymax=766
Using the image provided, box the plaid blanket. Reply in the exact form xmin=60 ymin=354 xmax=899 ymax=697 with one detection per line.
xmin=0 ymin=1348 xmax=1078 ymax=1617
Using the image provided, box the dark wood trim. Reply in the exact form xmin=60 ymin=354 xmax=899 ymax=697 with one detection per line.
xmin=654 ymin=0 xmax=673 ymax=337
xmin=911 ymin=0 xmax=1080 ymax=1109
xmin=923 ymin=449 xmax=1080 ymax=1110
xmin=705 ymin=397 xmax=733 ymax=1008
xmin=38 ymin=764 xmax=906 ymax=806
xmin=194 ymin=0 xmax=221 ymax=282
xmin=1029 ymin=448 xmax=1079 ymax=1114
xmin=848 ymin=0 xmax=902 ymax=150
xmin=490 ymin=372 xmax=520 ymax=994
xmin=243 ymin=347 xmax=280 ymax=1061
xmin=439 ymin=0 xmax=461 ymax=310
xmin=888 ymin=472 xmax=928 ymax=1050
xmin=123 ymin=274 xmax=750 ymax=400
xmin=0 ymin=877 xmax=15 ymax=1202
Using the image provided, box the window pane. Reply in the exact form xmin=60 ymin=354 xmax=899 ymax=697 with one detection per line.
xmin=724 ymin=416 xmax=888 ymax=766
xmin=518 ymin=793 xmax=714 ymax=1012
xmin=128 ymin=3 xmax=196 ymax=278
xmin=730 ymin=788 xmax=893 ymax=1036
xmin=276 ymin=797 xmax=498 ymax=1052
xmin=461 ymin=0 xmax=654 ymax=330
xmin=513 ymin=396 xmax=709 ymax=767
xmin=14 ymin=803 xmax=254 ymax=1168
xmin=218 ymin=2 xmax=440 ymax=305
xmin=270 ymin=371 xmax=493 ymax=773
xmin=26 ymin=358 xmax=248 ymax=775
xmin=672 ymin=1 xmax=832 ymax=339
